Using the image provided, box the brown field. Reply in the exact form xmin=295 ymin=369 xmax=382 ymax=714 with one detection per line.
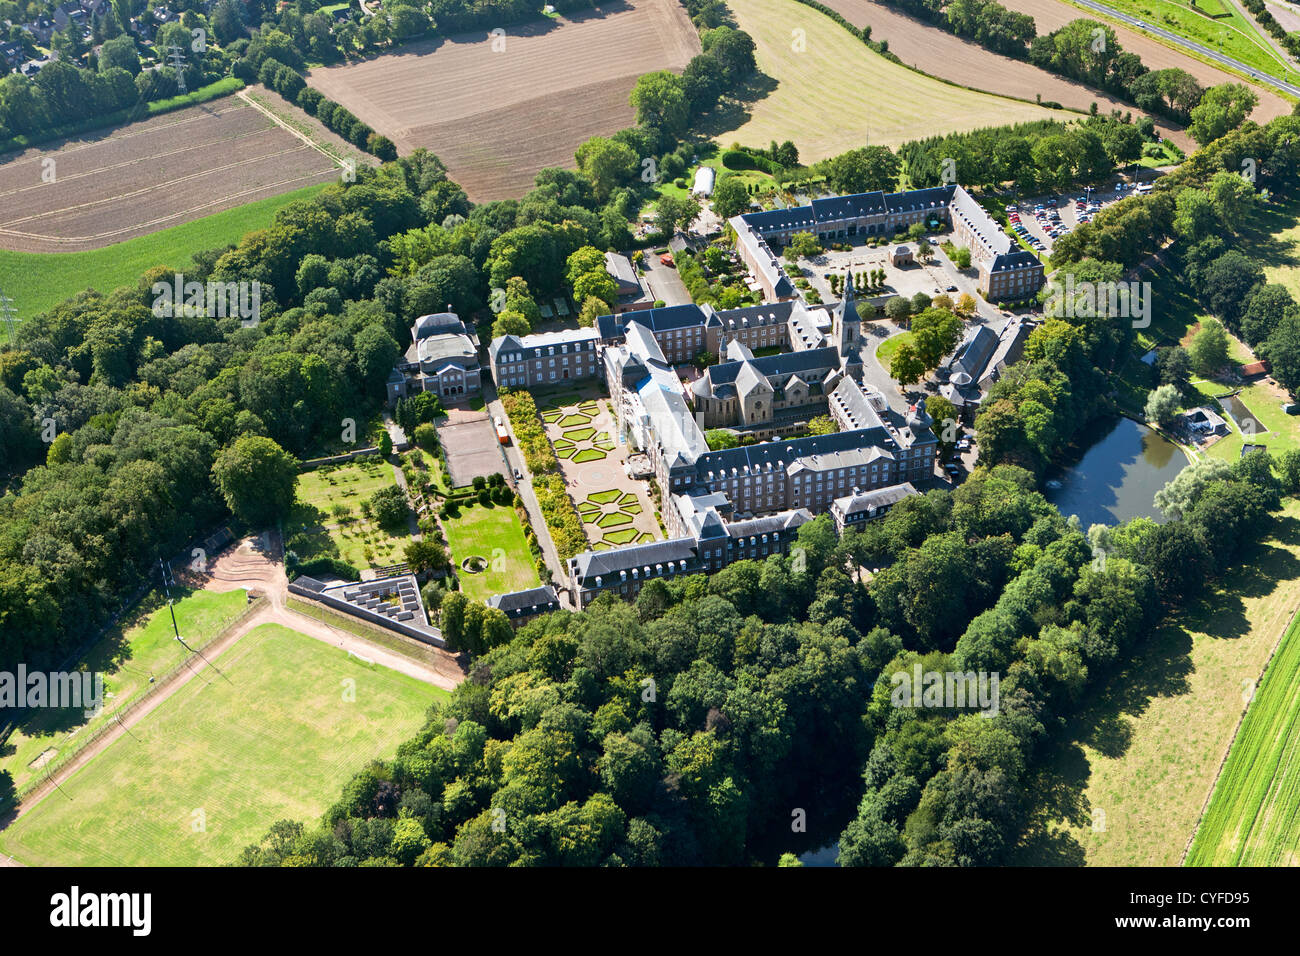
xmin=1000 ymin=0 xmax=1293 ymax=121
xmin=822 ymin=0 xmax=1194 ymax=148
xmin=0 ymin=97 xmax=340 ymax=253
xmin=306 ymin=0 xmax=701 ymax=200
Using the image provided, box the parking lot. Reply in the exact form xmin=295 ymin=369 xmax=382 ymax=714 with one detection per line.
xmin=1008 ymin=183 xmax=1149 ymax=253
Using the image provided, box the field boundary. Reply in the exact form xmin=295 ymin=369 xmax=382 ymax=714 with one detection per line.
xmin=237 ymin=88 xmax=358 ymax=173
xmin=12 ymin=596 xmax=267 ymax=802
xmin=1181 ymin=601 xmax=1300 ymax=863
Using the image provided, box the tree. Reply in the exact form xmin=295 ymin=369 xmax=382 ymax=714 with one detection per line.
xmin=1144 ymin=383 xmax=1181 ymax=427
xmin=890 ymin=342 xmax=926 ymax=386
xmin=807 ymin=415 xmax=837 ymax=435
xmin=656 ymin=193 xmax=701 ymax=234
xmin=1154 ymin=346 xmax=1191 ymax=388
xmin=1199 ymin=251 xmax=1263 ymax=332
xmin=784 ymin=231 xmax=822 ymax=261
xmin=1154 ymin=456 xmax=1232 ymax=520
xmin=706 ymin=429 xmax=739 ymax=450
xmin=1240 ymin=284 xmax=1297 ymax=347
xmin=629 ymin=71 xmax=688 ymax=135
xmin=578 ymin=295 xmax=605 ymax=328
xmin=955 ymin=293 xmax=977 ymax=316
xmin=575 ymin=136 xmax=638 ymax=200
xmin=572 ymin=270 xmax=619 ymax=311
xmin=710 ymin=175 xmax=751 ymax=218
xmin=98 ymin=34 xmax=140 ymax=75
xmin=404 ymin=539 xmax=450 ymax=576
xmin=1188 ymin=318 xmax=1229 ymax=376
xmin=369 ymin=484 xmax=409 ymax=530
xmin=1261 ymin=312 xmax=1300 ymax=394
xmin=821 ymin=146 xmax=900 ymax=194
xmin=1189 ymin=83 xmax=1258 ymax=146
xmin=211 ymin=435 xmax=298 ymax=527
xmin=885 ymin=296 xmax=912 ymax=323
xmin=492 ymin=309 xmax=531 ymax=339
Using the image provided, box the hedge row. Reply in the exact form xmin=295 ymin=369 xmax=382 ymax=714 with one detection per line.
xmin=291 ymin=555 xmax=362 ymax=581
xmin=499 ymin=389 xmax=559 ymax=475
xmin=532 ymin=475 xmax=590 ymax=562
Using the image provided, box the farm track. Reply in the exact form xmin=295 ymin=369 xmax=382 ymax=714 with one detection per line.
xmin=0 ymin=98 xmax=339 ymax=252
xmin=306 ymin=0 xmax=701 ymax=199
xmin=1 ymin=537 xmax=464 ymax=845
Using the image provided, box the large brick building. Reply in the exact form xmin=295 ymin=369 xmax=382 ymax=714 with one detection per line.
xmin=730 ymin=184 xmax=1045 ymax=303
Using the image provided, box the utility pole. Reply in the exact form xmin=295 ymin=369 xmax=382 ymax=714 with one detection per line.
xmin=166 ymin=45 xmax=187 ymax=94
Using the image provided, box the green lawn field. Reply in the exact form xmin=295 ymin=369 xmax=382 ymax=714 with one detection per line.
xmin=720 ymin=0 xmax=1073 ymax=161
xmin=0 ymin=623 xmax=444 ymax=866
xmin=285 ymin=458 xmax=411 ymax=569
xmin=1187 ymin=605 xmax=1300 ymax=865
xmin=0 ymin=183 xmax=328 ymax=331
xmin=1013 ymin=500 xmax=1300 ymax=865
xmin=0 ymin=589 xmax=249 ymax=792
xmin=442 ymin=501 xmax=540 ymax=601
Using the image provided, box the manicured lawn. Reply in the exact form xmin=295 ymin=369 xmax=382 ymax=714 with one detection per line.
xmin=1236 ymin=192 xmax=1300 ymax=303
xmin=0 ymin=589 xmax=249 ymax=792
xmin=285 ymin=457 xmax=410 ymax=569
xmin=875 ymin=332 xmax=913 ymax=370
xmin=1188 ymin=605 xmax=1300 ymax=865
xmin=1014 ymin=500 xmax=1300 ymax=865
xmin=0 ymin=623 xmax=443 ymax=866
xmin=720 ymin=0 xmax=1072 ymax=161
xmin=442 ymin=501 xmax=540 ymax=601
xmin=0 ymin=183 xmax=328 ymax=332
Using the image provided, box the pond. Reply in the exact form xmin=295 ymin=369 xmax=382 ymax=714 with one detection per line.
xmin=1044 ymin=417 xmax=1190 ymax=528
xmin=1223 ymin=393 xmax=1269 ymax=435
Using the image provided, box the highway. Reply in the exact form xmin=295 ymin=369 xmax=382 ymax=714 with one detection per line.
xmin=1071 ymin=0 xmax=1300 ymax=98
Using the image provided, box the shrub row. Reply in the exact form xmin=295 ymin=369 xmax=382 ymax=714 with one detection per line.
xmin=532 ymin=475 xmax=590 ymax=561
xmin=498 ymin=389 xmax=559 ymax=475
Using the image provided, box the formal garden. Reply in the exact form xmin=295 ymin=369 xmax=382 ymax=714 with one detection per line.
xmin=578 ymin=489 xmax=656 ymax=549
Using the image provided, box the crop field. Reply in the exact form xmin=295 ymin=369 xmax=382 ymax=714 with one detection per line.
xmin=998 ymin=0 xmax=1295 ymax=120
xmin=1188 ymin=607 xmax=1300 ymax=865
xmin=285 ymin=457 xmax=411 ymax=569
xmin=0 ymin=97 xmax=338 ymax=254
xmin=819 ymin=0 xmax=1196 ymax=143
xmin=1014 ymin=500 xmax=1300 ymax=865
xmin=0 ymin=623 xmax=442 ymax=866
xmin=0 ymin=589 xmax=249 ymax=792
xmin=306 ymin=0 xmax=700 ymax=200
xmin=442 ymin=501 xmax=541 ymax=601
xmin=0 ymin=183 xmax=327 ymax=331
xmin=721 ymin=0 xmax=1074 ymax=161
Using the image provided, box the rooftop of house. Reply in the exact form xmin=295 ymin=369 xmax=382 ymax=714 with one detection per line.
xmin=487 ymin=585 xmax=560 ymax=615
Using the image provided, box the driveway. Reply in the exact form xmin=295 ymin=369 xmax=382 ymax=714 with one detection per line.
xmin=642 ymin=256 xmax=692 ymax=306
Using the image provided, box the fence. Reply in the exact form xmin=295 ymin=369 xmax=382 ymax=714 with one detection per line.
xmin=287 ymin=578 xmax=444 ymax=647
xmin=14 ymin=596 xmax=267 ymax=802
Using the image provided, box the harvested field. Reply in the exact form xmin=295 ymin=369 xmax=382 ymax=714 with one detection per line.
xmin=1267 ymin=0 xmax=1300 ymax=33
xmin=721 ymin=0 xmax=1074 ymax=160
xmin=999 ymin=0 xmax=1293 ymax=121
xmin=0 ymin=97 xmax=339 ymax=253
xmin=820 ymin=0 xmax=1194 ymax=149
xmin=307 ymin=0 xmax=700 ymax=200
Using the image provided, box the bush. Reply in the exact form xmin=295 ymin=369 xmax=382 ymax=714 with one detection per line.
xmin=292 ymin=556 xmax=361 ymax=581
xmin=532 ymin=475 xmax=589 ymax=561
xmin=499 ymin=389 xmax=558 ymax=475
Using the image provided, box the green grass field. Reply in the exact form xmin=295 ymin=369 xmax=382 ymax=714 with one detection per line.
xmin=0 ymin=623 xmax=443 ymax=866
xmin=720 ymin=0 xmax=1073 ymax=161
xmin=0 ymin=183 xmax=328 ymax=332
xmin=1187 ymin=606 xmax=1300 ymax=865
xmin=286 ymin=458 xmax=411 ymax=569
xmin=442 ymin=501 xmax=540 ymax=601
xmin=1014 ymin=500 xmax=1300 ymax=865
xmin=0 ymin=589 xmax=249 ymax=792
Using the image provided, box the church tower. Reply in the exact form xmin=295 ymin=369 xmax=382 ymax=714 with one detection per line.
xmin=834 ymin=271 xmax=862 ymax=358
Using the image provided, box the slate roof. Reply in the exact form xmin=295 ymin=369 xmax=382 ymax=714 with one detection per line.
xmin=487 ymin=586 xmax=560 ymax=616
xmin=570 ymin=536 xmax=701 ymax=581
xmin=833 ymin=482 xmax=919 ymax=518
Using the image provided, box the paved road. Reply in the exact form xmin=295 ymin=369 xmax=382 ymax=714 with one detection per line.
xmin=1074 ymin=0 xmax=1300 ymax=97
